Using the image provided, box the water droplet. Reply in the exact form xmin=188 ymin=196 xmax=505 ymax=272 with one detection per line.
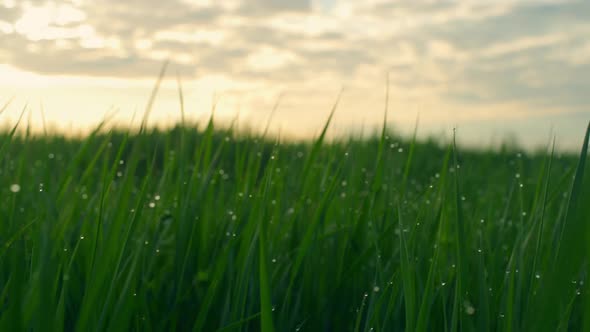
xmin=398 ymin=148 xmax=404 ymax=153
xmin=373 ymin=286 xmax=380 ymax=292
xmin=117 ymin=171 xmax=123 ymax=177
xmin=48 ymin=153 xmax=55 ymax=159
xmin=480 ymin=219 xmax=485 ymax=223
xmin=535 ymin=274 xmax=541 ymax=279
xmin=119 ymin=160 xmax=125 ymax=165
xmin=10 ymin=184 xmax=20 ymax=193
xmin=272 ymin=258 xmax=277 ymax=263
xmin=149 ymin=202 xmax=156 ymax=208
xmin=144 ymin=241 xmax=149 ymax=245
xmin=80 ymin=236 xmax=85 ymax=240
xmin=441 ymin=282 xmax=446 ymax=286
xmin=464 ymin=301 xmax=475 ymax=315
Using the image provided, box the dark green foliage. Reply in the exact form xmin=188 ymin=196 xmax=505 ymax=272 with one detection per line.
xmin=0 ymin=118 xmax=588 ymax=331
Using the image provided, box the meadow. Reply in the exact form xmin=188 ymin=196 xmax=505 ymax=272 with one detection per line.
xmin=0 ymin=105 xmax=589 ymax=331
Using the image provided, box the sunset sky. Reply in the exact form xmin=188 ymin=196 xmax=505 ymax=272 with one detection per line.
xmin=1 ymin=0 xmax=589 ymax=150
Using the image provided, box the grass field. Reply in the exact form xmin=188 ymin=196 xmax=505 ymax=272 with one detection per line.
xmin=1 ymin=107 xmax=589 ymax=331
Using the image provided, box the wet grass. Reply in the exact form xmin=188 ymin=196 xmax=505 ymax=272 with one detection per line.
xmin=0 ymin=114 xmax=588 ymax=331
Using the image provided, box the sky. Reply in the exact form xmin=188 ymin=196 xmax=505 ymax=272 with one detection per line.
xmin=0 ymin=0 xmax=589 ymax=150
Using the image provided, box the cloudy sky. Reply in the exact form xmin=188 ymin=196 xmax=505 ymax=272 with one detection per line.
xmin=1 ymin=0 xmax=589 ymax=150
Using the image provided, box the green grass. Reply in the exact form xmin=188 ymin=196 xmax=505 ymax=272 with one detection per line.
xmin=0 ymin=112 xmax=588 ymax=331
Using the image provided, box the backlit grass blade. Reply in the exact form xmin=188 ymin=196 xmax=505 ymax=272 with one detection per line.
xmin=140 ymin=59 xmax=169 ymax=133
xmin=533 ymin=121 xmax=589 ymax=330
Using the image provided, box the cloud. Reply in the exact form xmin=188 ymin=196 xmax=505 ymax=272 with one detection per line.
xmin=0 ymin=0 xmax=589 ymax=123
xmin=238 ymin=0 xmax=311 ymax=15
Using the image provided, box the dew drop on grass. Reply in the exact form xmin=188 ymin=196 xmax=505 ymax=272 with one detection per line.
xmin=373 ymin=286 xmax=380 ymax=293
xmin=535 ymin=274 xmax=541 ymax=279
xmin=48 ymin=153 xmax=55 ymax=159
xmin=10 ymin=184 xmax=20 ymax=193
xmin=80 ymin=236 xmax=84 ymax=240
xmin=464 ymin=301 xmax=475 ymax=315
xmin=149 ymin=202 xmax=156 ymax=208
xmin=82 ymin=193 xmax=88 ymax=200
xmin=272 ymin=258 xmax=277 ymax=263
